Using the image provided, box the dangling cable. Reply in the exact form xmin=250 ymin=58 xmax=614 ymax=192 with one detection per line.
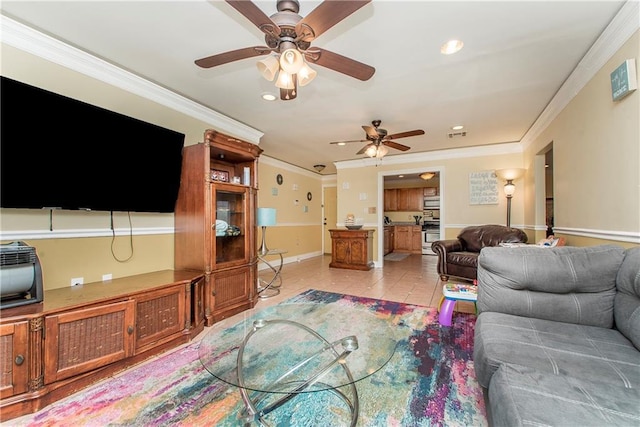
xmin=110 ymin=211 xmax=134 ymax=262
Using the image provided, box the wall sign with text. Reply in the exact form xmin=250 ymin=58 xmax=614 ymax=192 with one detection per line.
xmin=611 ymin=59 xmax=637 ymax=102
xmin=469 ymin=171 xmax=498 ymax=205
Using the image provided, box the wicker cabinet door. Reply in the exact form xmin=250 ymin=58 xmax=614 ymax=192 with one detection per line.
xmin=0 ymin=321 xmax=29 ymax=398
xmin=210 ymin=266 xmax=255 ymax=323
xmin=134 ymin=285 xmax=186 ymax=354
xmin=44 ymin=300 xmax=135 ymax=383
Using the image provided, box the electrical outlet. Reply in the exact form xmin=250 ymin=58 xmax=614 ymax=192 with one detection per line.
xmin=102 ymin=273 xmax=112 ymax=281
xmin=71 ymin=277 xmax=84 ymax=286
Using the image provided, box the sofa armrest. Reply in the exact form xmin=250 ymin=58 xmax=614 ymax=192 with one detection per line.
xmin=431 ymin=239 xmax=464 ymax=254
xmin=477 ymin=245 xmax=625 ymax=328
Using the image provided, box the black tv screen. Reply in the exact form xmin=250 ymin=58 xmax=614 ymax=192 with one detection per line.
xmin=1 ymin=76 xmax=185 ymax=213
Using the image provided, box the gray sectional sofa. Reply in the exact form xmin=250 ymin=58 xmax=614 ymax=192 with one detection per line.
xmin=474 ymin=244 xmax=640 ymax=426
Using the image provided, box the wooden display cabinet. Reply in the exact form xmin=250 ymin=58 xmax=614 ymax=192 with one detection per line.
xmin=174 ymin=129 xmax=263 ymax=325
xmin=329 ymin=229 xmax=375 ymax=271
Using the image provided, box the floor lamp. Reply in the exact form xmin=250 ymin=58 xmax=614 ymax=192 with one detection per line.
xmin=257 ymin=208 xmax=277 ymax=256
xmin=495 ymin=169 xmax=525 ymax=228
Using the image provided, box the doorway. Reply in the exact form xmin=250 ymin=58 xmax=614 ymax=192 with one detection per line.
xmin=322 ymin=185 xmax=337 ymax=254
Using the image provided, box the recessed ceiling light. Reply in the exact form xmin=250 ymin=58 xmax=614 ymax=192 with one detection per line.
xmin=261 ymin=93 xmax=277 ymax=101
xmin=452 ymin=125 xmax=464 ymax=130
xmin=398 ymin=175 xmax=404 ymax=178
xmin=441 ymin=39 xmax=464 ymax=55
xmin=337 ymin=142 xmax=346 ymax=146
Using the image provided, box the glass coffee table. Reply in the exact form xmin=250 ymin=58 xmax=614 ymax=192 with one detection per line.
xmin=198 ymin=303 xmax=398 ymax=426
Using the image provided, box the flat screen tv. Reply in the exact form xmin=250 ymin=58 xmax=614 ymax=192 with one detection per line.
xmin=1 ymin=76 xmax=185 ymax=213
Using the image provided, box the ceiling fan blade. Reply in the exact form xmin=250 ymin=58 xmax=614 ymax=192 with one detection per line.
xmin=356 ymin=143 xmax=373 ymax=155
xmin=385 ymin=129 xmax=425 ymax=140
xmin=295 ymin=0 xmax=371 ymax=43
xmin=195 ymin=46 xmax=270 ymax=68
xmin=362 ymin=125 xmax=379 ymax=139
xmin=383 ymin=140 xmax=411 ymax=152
xmin=225 ymin=0 xmax=281 ymax=39
xmin=304 ymin=48 xmax=375 ymax=81
xmin=329 ymin=139 xmax=368 ymax=145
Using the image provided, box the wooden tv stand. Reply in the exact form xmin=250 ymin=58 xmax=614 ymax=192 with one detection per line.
xmin=0 ymin=270 xmax=204 ymax=421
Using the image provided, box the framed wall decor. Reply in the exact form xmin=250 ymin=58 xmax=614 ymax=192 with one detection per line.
xmin=469 ymin=171 xmax=498 ymax=205
xmin=211 ymin=169 xmax=229 ymax=182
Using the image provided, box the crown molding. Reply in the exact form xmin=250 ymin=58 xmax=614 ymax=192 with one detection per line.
xmin=336 ymin=142 xmax=522 ymax=170
xmin=0 ymin=15 xmax=264 ymax=145
xmin=521 ymin=1 xmax=639 ymax=149
xmin=259 ymin=155 xmax=324 ymax=180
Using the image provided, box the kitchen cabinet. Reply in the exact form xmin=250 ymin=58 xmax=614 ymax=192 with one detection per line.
xmin=0 ymin=270 xmax=203 ymax=422
xmin=385 ymin=188 xmax=423 ymax=211
xmin=329 ymin=229 xmax=375 ymax=271
xmin=393 ymin=225 xmax=422 ymax=253
xmin=383 ymin=226 xmax=394 ymax=255
xmin=384 ymin=189 xmax=398 ymax=211
xmin=175 ymin=129 xmax=263 ymax=325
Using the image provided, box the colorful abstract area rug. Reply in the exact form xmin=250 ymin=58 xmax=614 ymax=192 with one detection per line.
xmin=12 ymin=290 xmax=486 ymax=426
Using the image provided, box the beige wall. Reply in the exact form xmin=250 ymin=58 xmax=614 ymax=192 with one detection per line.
xmin=256 ymin=159 xmax=324 ymax=261
xmin=522 ymin=31 xmax=640 ymax=247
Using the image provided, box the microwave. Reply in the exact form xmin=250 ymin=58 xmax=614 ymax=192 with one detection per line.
xmin=424 ymin=196 xmax=440 ymax=209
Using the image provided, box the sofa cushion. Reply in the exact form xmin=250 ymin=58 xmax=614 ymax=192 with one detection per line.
xmin=457 ymin=224 xmax=528 ymax=252
xmin=489 ymin=363 xmax=640 ymax=427
xmin=614 ymin=247 xmax=640 ymax=350
xmin=478 ymin=245 xmax=625 ymax=327
xmin=474 ymin=312 xmax=640 ymax=389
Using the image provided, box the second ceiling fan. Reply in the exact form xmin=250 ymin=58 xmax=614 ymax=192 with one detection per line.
xmin=330 ymin=120 xmax=425 ymax=158
xmin=195 ymin=0 xmax=375 ymax=100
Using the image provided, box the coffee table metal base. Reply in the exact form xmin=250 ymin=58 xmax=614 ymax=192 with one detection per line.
xmin=237 ymin=318 xmax=359 ymax=426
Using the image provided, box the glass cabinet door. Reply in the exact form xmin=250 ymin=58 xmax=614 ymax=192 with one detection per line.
xmin=214 ymin=187 xmax=247 ymax=265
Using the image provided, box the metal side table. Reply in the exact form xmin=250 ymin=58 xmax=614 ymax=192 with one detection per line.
xmin=257 ymin=249 xmax=287 ymax=299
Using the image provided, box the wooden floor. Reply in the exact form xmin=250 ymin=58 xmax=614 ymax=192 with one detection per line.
xmin=253 ymin=253 xmax=476 ymax=315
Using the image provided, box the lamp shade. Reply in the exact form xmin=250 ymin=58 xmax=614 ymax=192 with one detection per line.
xmin=298 ymin=63 xmax=317 ymax=87
xmin=279 ymin=49 xmax=304 ymax=74
xmin=275 ymin=70 xmax=295 ymax=89
xmin=257 ymin=208 xmax=277 ymax=226
xmin=495 ymin=168 xmax=525 ymax=181
xmin=256 ymin=55 xmax=279 ymax=81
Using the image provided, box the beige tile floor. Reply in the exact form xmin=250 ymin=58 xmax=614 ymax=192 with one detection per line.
xmin=253 ymin=252 xmax=476 ymax=316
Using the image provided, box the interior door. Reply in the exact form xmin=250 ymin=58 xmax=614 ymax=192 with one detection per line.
xmin=323 ymin=186 xmax=337 ymax=254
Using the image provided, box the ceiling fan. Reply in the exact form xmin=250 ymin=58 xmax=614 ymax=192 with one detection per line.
xmin=330 ymin=120 xmax=425 ymax=158
xmin=194 ymin=0 xmax=375 ymax=100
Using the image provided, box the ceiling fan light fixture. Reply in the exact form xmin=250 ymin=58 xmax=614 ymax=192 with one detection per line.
xmin=256 ymin=54 xmax=280 ymax=81
xmin=279 ymin=48 xmax=304 ymax=74
xmin=365 ymin=144 xmax=388 ymax=159
xmin=441 ymin=39 xmax=464 ymax=55
xmin=298 ymin=63 xmax=317 ymax=87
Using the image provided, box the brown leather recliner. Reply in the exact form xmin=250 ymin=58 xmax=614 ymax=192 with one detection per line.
xmin=431 ymin=224 xmax=528 ymax=282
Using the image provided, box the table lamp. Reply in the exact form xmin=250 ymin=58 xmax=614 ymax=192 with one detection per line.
xmin=257 ymin=208 xmax=277 ymax=255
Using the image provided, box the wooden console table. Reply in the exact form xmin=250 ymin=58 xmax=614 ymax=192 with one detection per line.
xmin=329 ymin=229 xmax=375 ymax=271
